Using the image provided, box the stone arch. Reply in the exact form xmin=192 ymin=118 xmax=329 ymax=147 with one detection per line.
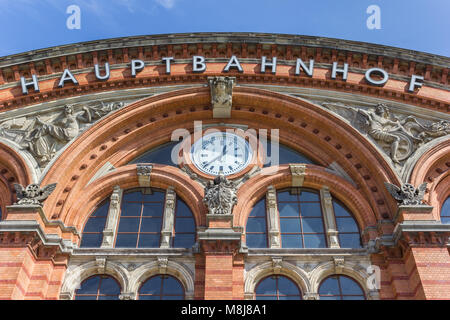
xmin=67 ymin=164 xmax=205 ymax=239
xmin=309 ymin=260 xmax=378 ymax=299
xmin=235 ymin=165 xmax=377 ymax=243
xmin=128 ymin=260 xmax=195 ymax=299
xmin=244 ymin=260 xmax=311 ymax=299
xmin=40 ymin=86 xmax=400 ymax=227
xmin=59 ymin=260 xmax=129 ymax=300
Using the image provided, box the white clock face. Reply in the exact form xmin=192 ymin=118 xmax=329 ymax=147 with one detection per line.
xmin=191 ymin=132 xmax=253 ymax=176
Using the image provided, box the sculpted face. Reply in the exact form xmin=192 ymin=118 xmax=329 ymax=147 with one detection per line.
xmin=64 ymin=105 xmax=73 ymax=115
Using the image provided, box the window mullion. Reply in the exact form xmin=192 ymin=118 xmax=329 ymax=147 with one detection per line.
xmin=101 ymin=185 xmax=123 ymax=248
xmin=319 ymin=186 xmax=340 ymax=248
xmin=160 ymin=186 xmax=176 ymax=248
xmin=266 ymin=185 xmax=281 ymax=248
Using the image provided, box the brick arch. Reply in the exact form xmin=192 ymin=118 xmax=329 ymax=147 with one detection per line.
xmin=234 ymin=165 xmax=378 ymax=243
xmin=41 ymin=86 xmax=400 ymax=225
xmin=65 ymin=164 xmax=205 ymax=237
xmin=0 ymin=140 xmax=34 ymax=211
xmin=409 ymin=139 xmax=450 ymax=219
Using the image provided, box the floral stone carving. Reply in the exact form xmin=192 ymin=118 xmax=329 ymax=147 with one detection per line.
xmin=203 ymin=174 xmax=238 ymax=215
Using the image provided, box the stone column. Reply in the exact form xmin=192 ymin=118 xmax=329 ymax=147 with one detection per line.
xmin=160 ymin=187 xmax=176 ymax=248
xmin=320 ymin=186 xmax=340 ymax=248
xmin=101 ymin=186 xmax=122 ymax=248
xmin=266 ymin=186 xmax=281 ymax=248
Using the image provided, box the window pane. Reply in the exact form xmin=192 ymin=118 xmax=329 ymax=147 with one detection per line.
xmin=99 ymin=277 xmax=121 ymax=295
xmin=162 ymin=277 xmax=184 ymax=295
xmin=92 ymin=202 xmax=109 ymax=217
xmin=336 ymin=217 xmax=359 ymax=233
xmin=98 ymin=295 xmax=120 ymax=300
xmin=256 ymin=277 xmax=277 ymax=295
xmin=121 ymin=202 xmax=142 ymax=216
xmin=343 ymin=296 xmax=365 ymax=300
xmin=319 ymin=277 xmax=339 ymax=295
xmin=299 ymin=202 xmax=322 ymax=217
xmin=277 ymin=277 xmax=300 ymax=295
xmin=122 ymin=191 xmax=143 ymax=202
xmin=142 ymin=203 xmax=163 ymax=217
xmin=303 ymin=234 xmax=326 ymax=248
xmin=83 ymin=217 xmax=107 ymax=233
xmin=250 ymin=199 xmax=266 ymax=217
xmin=139 ymin=277 xmax=161 ymax=295
xmin=142 ymin=191 xmax=165 ymax=202
xmin=115 ymin=234 xmax=138 ymax=248
xmin=118 ymin=217 xmax=140 ymax=232
xmin=278 ymin=203 xmax=299 ymax=217
xmin=246 ymin=234 xmax=267 ymax=248
xmin=173 ymin=234 xmax=195 ymax=248
xmin=130 ymin=142 xmax=179 ymax=166
xmin=339 ymin=233 xmax=362 ymax=248
xmin=441 ymin=197 xmax=450 ymax=221
xmin=340 ymin=276 xmax=363 ymax=295
xmin=80 ymin=233 xmax=103 ymax=248
xmin=301 ymin=218 xmax=324 ymax=233
xmin=442 ymin=217 xmax=450 ymax=224
xmin=277 ymin=190 xmax=298 ymax=202
xmin=175 ymin=217 xmax=195 ymax=232
xmin=280 ymin=218 xmax=301 ymax=233
xmin=281 ymin=234 xmax=303 ymax=248
xmin=140 ymin=217 xmax=162 ymax=232
xmin=333 ymin=202 xmax=351 ymax=217
xmin=138 ymin=234 xmax=160 ymax=248
xmin=176 ymin=200 xmax=193 ymax=217
xmin=76 ymin=276 xmax=100 ymax=294
xmin=299 ymin=191 xmax=319 ymax=202
xmin=255 ymin=295 xmax=277 ymax=300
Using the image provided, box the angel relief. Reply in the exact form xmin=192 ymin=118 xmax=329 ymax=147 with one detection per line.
xmin=322 ymin=102 xmax=450 ymax=165
xmin=0 ymin=101 xmax=124 ymax=167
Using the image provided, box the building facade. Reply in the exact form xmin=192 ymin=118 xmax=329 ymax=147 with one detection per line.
xmin=0 ymin=33 xmax=448 ymax=300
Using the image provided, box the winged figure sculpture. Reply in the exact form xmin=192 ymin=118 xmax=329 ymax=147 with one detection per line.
xmin=384 ymin=182 xmax=427 ymax=206
xmin=13 ymin=183 xmax=57 ymax=206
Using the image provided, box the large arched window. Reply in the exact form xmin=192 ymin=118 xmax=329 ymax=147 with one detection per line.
xmin=245 ymin=198 xmax=267 ymax=248
xmin=80 ymin=199 xmax=110 ymax=248
xmin=278 ymin=188 xmax=326 ymax=248
xmin=138 ymin=275 xmax=185 ymax=300
xmin=115 ymin=188 xmax=166 ymax=248
xmin=319 ymin=275 xmax=365 ymax=300
xmin=74 ymin=275 xmax=121 ymax=300
xmin=255 ymin=275 xmax=302 ymax=300
xmin=441 ymin=197 xmax=450 ymax=224
xmin=130 ymin=141 xmax=179 ymax=166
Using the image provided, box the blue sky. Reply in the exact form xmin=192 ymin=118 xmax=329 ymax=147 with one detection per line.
xmin=0 ymin=0 xmax=448 ymax=57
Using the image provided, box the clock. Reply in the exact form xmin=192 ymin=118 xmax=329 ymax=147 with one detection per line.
xmin=190 ymin=132 xmax=253 ymax=176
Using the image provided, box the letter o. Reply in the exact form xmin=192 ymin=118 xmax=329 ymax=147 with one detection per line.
xmin=365 ymin=68 xmax=388 ymax=86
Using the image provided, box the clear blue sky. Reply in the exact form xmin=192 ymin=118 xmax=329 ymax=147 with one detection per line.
xmin=0 ymin=0 xmax=449 ymax=57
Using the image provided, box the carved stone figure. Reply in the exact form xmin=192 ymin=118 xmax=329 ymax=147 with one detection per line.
xmin=322 ymin=102 xmax=450 ymax=165
xmin=13 ymin=183 xmax=57 ymax=206
xmin=384 ymin=182 xmax=427 ymax=205
xmin=203 ymin=174 xmax=238 ymax=215
xmin=208 ymin=76 xmax=235 ymax=118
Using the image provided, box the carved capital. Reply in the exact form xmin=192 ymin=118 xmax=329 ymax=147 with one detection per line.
xmin=303 ymin=292 xmax=319 ymax=300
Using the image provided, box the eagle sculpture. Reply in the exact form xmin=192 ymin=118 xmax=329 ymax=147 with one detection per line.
xmin=13 ymin=183 xmax=57 ymax=206
xmin=384 ymin=182 xmax=427 ymax=206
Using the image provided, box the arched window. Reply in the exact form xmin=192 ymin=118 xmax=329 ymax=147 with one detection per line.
xmin=246 ymin=198 xmax=268 ymax=248
xmin=278 ymin=188 xmax=326 ymax=248
xmin=263 ymin=143 xmax=315 ymax=167
xmin=138 ymin=275 xmax=185 ymax=300
xmin=333 ymin=200 xmax=362 ymax=248
xmin=115 ymin=188 xmax=165 ymax=248
xmin=130 ymin=141 xmax=179 ymax=166
xmin=441 ymin=197 xmax=450 ymax=224
xmin=255 ymin=275 xmax=302 ymax=300
xmin=80 ymin=199 xmax=110 ymax=248
xmin=172 ymin=198 xmax=196 ymax=248
xmin=74 ymin=275 xmax=121 ymax=300
xmin=319 ymin=275 xmax=365 ymax=300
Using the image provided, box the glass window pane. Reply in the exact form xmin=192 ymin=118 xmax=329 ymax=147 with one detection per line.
xmin=173 ymin=234 xmax=195 ymax=248
xmin=255 ymin=295 xmax=277 ymax=300
xmin=256 ymin=277 xmax=277 ymax=295
xmin=281 ymin=234 xmax=303 ymax=248
xmin=139 ymin=295 xmax=160 ymax=300
xmin=83 ymin=217 xmax=107 ymax=233
xmin=249 ymin=199 xmax=266 ymax=217
xmin=76 ymin=276 xmax=100 ymax=294
xmin=75 ymin=295 xmax=95 ymax=300
xmin=280 ymin=218 xmax=301 ymax=233
xmin=162 ymin=277 xmax=184 ymax=295
xmin=176 ymin=200 xmax=193 ymax=217
xmin=279 ymin=295 xmax=301 ymax=300
xmin=277 ymin=190 xmax=298 ymax=202
xmin=441 ymin=197 xmax=450 ymax=219
xmin=140 ymin=217 xmax=162 ymax=232
xmin=121 ymin=202 xmax=142 ymax=216
xmin=115 ymin=234 xmax=138 ymax=248
xmin=301 ymin=218 xmax=324 ymax=233
xmin=319 ymin=277 xmax=339 ymax=295
xmin=175 ymin=217 xmax=196 ymax=232
xmin=138 ymin=234 xmax=160 ymax=248
xmin=98 ymin=295 xmax=120 ymax=300
xmin=117 ymin=217 xmax=140 ymax=232
xmin=142 ymin=203 xmax=163 ymax=217
xmin=442 ymin=217 xmax=450 ymax=224
xmin=299 ymin=202 xmax=322 ymax=217
xmin=339 ymin=233 xmax=362 ymax=248
xmin=130 ymin=142 xmax=179 ymax=166
xmin=92 ymin=201 xmax=109 ymax=217
xmin=303 ymin=234 xmax=326 ymax=248
xmin=336 ymin=217 xmax=359 ymax=233
xmin=299 ymin=191 xmax=319 ymax=202
xmin=278 ymin=202 xmax=299 ymax=217
xmin=333 ymin=201 xmax=351 ymax=217
xmin=139 ymin=277 xmax=161 ymax=295
xmin=80 ymin=233 xmax=103 ymax=248
xmin=142 ymin=191 xmax=165 ymax=202
xmin=246 ymin=234 xmax=267 ymax=248
xmin=340 ymin=276 xmax=363 ymax=295
xmin=343 ymin=296 xmax=365 ymax=300
xmin=122 ymin=191 xmax=143 ymax=202
xmin=277 ymin=277 xmax=300 ymax=295
xmin=99 ymin=277 xmax=121 ymax=295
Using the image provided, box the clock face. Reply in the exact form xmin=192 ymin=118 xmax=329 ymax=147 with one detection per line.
xmin=191 ymin=132 xmax=253 ymax=176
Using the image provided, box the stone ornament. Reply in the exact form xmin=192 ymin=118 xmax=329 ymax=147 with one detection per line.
xmin=322 ymin=102 xmax=450 ymax=165
xmin=384 ymin=182 xmax=427 ymax=205
xmin=203 ymin=174 xmax=238 ymax=215
xmin=208 ymin=76 xmax=235 ymax=118
xmin=0 ymin=101 xmax=125 ymax=167
xmin=13 ymin=183 xmax=57 ymax=206
xmin=136 ymin=164 xmax=152 ymax=187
